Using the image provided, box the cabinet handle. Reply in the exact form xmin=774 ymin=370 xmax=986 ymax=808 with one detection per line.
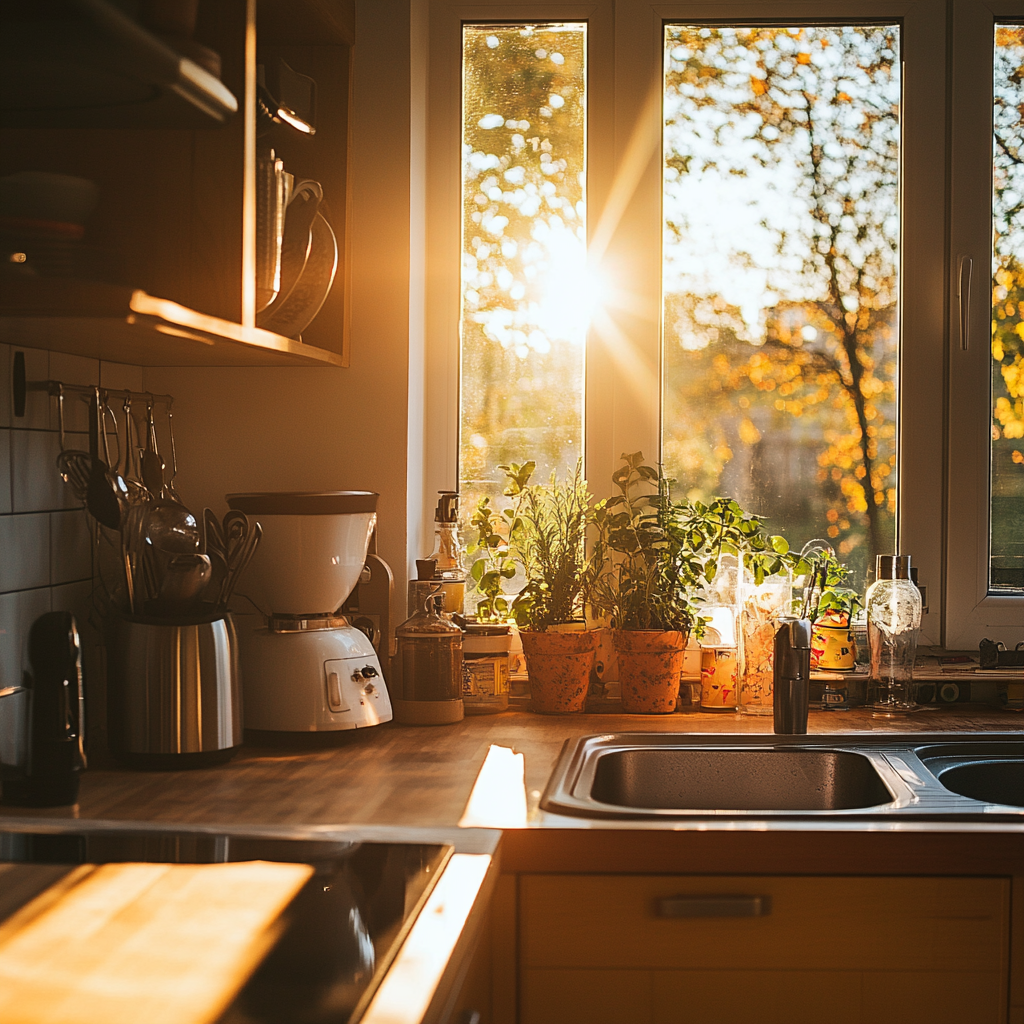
xmin=958 ymin=254 xmax=973 ymax=351
xmin=655 ymin=895 xmax=771 ymax=918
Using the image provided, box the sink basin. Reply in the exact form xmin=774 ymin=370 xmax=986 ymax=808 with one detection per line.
xmin=915 ymin=743 xmax=1024 ymax=808
xmin=540 ymin=735 xmax=911 ymax=818
xmin=590 ymin=748 xmax=893 ymax=811
xmin=936 ymin=761 xmax=1024 ymax=807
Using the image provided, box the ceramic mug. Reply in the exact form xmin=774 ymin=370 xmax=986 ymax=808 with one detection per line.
xmin=811 ymin=623 xmax=857 ymax=670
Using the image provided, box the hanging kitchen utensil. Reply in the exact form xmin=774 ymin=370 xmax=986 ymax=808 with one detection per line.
xmin=86 ymin=388 xmax=121 ymax=530
xmin=120 ymin=395 xmax=150 ymax=506
xmin=141 ymin=398 xmax=166 ymax=499
xmin=165 ymin=404 xmax=183 ymax=504
xmin=54 ymin=386 xmax=92 ymax=505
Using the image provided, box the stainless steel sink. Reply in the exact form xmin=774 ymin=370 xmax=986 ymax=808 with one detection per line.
xmin=540 ymin=733 xmax=1024 ymax=819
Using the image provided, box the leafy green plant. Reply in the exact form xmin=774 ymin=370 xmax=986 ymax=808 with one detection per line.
xmin=809 ymin=553 xmax=862 ymax=625
xmin=467 ymin=496 xmax=517 ymax=622
xmin=502 ymin=459 xmax=600 ymax=631
xmin=672 ymin=497 xmax=809 ymax=588
xmin=591 ymin=453 xmax=810 ymax=634
xmin=591 ymin=452 xmax=696 ymax=632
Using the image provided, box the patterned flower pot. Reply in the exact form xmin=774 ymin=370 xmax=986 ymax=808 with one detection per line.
xmin=613 ymin=629 xmax=688 ymax=714
xmin=521 ymin=629 xmax=598 ymax=714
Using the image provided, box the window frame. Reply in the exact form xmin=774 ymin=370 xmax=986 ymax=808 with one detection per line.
xmin=945 ymin=0 xmax=1024 ymax=650
xmin=424 ymin=0 xmax=1007 ymax=648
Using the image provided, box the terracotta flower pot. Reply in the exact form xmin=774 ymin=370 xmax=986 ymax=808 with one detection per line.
xmin=613 ymin=629 xmax=688 ymax=714
xmin=521 ymin=629 xmax=598 ymax=714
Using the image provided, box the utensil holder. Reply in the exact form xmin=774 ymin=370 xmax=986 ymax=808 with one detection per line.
xmin=108 ymin=614 xmax=242 ymax=768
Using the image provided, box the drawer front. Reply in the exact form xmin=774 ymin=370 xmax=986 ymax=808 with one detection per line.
xmin=522 ymin=967 xmax=1005 ymax=1024
xmin=520 ymin=875 xmax=1009 ymax=973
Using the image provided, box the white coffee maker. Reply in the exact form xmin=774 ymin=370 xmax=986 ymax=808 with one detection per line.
xmin=227 ymin=491 xmax=392 ymax=732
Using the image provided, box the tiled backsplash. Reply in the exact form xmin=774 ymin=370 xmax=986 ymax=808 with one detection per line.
xmin=1 ymin=343 xmax=142 ymax=727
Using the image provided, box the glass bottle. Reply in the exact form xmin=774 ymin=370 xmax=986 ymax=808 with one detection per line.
xmin=426 ymin=491 xmax=466 ymax=613
xmin=866 ymin=554 xmax=922 ymax=713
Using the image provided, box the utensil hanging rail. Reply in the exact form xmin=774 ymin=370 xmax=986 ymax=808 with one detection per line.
xmin=31 ymin=380 xmax=175 ymax=409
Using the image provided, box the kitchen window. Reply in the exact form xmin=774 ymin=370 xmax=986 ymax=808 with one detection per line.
xmin=946 ymin=0 xmax=1024 ymax=648
xmin=427 ymin=0 xmax=1023 ymax=645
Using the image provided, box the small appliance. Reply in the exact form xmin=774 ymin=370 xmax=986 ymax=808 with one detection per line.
xmin=227 ymin=491 xmax=393 ymax=732
xmin=1 ymin=611 xmax=86 ymax=807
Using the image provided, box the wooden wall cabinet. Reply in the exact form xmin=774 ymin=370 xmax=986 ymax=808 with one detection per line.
xmin=0 ymin=0 xmax=352 ymax=367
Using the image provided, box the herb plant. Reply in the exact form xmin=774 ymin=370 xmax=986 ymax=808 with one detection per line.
xmin=467 ymin=495 xmax=518 ymax=622
xmin=502 ymin=459 xmax=600 ymax=631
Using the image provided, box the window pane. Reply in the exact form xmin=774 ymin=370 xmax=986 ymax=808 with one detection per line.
xmin=459 ymin=25 xmax=587 ymax=528
xmin=990 ymin=23 xmax=1024 ymax=592
xmin=662 ymin=25 xmax=900 ymax=587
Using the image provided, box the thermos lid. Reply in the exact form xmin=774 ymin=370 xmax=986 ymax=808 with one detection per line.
xmin=875 ymin=554 xmax=912 ymax=580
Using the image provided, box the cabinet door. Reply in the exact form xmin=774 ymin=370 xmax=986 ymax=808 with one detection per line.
xmin=519 ymin=875 xmax=1009 ymax=1024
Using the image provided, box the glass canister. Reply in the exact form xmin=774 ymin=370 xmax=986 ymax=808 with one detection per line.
xmin=737 ymin=577 xmax=792 ymax=715
xmin=393 ymin=592 xmax=464 ymax=725
xmin=866 ymin=554 xmax=922 ymax=714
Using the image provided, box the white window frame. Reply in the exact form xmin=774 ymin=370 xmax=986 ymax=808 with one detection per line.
xmin=946 ymin=0 xmax=1024 ymax=649
xmin=421 ymin=0 xmax=1019 ymax=649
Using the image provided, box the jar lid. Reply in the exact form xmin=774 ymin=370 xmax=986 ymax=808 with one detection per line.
xmin=875 ymin=554 xmax=912 ymax=580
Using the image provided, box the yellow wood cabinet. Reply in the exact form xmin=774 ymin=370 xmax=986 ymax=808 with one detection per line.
xmin=518 ymin=875 xmax=1011 ymax=1024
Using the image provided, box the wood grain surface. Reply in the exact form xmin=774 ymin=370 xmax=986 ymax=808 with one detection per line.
xmin=0 ymin=705 xmax=1014 ymax=831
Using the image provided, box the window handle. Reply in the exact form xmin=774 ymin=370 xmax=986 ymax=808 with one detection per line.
xmin=655 ymin=895 xmax=772 ymax=918
xmin=958 ymin=255 xmax=973 ymax=351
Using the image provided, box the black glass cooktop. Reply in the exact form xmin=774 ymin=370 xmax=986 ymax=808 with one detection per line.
xmin=0 ymin=829 xmax=452 ymax=1023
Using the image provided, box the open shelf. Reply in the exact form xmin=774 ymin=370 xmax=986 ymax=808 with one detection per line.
xmin=0 ymin=279 xmax=344 ymax=367
xmin=0 ymin=1 xmax=238 ymax=129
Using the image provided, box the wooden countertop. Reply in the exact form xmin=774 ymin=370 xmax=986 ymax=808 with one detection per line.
xmin=4 ymin=705 xmax=1017 ymax=831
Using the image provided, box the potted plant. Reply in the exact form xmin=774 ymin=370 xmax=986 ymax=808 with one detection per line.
xmin=808 ymin=554 xmax=861 ymax=670
xmin=674 ymin=496 xmax=808 ymax=714
xmin=593 ymin=455 xmax=808 ymax=713
xmin=503 ymin=459 xmax=601 ymax=714
xmin=591 ymin=453 xmax=700 ymax=713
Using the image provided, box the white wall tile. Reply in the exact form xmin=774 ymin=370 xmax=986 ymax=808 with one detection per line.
xmin=12 ymin=429 xmax=65 ymax=513
xmin=0 ymin=429 xmax=10 ymax=514
xmin=0 ymin=343 xmax=9 ymax=428
xmin=10 ymin=348 xmax=51 ymax=430
xmin=50 ymin=509 xmax=92 ymax=585
xmin=0 ymin=514 xmax=50 ymax=593
xmin=0 ymin=588 xmax=51 ymax=690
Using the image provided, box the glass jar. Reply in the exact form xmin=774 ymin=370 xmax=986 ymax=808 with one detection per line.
xmin=737 ymin=577 xmax=792 ymax=715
